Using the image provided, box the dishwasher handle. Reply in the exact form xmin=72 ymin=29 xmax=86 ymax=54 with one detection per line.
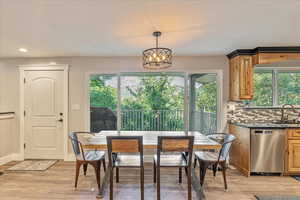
xmin=253 ymin=130 xmax=273 ymax=135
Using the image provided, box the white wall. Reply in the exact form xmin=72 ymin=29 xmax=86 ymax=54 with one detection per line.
xmin=0 ymin=56 xmax=228 ymax=156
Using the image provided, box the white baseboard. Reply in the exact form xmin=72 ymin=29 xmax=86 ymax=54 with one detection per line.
xmin=11 ymin=153 xmax=24 ymax=161
xmin=0 ymin=153 xmax=23 ymax=165
xmin=64 ymin=154 xmax=76 ymax=161
xmin=0 ymin=154 xmax=13 ymax=165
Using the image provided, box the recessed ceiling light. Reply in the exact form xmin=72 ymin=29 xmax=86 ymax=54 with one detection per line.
xmin=18 ymin=48 xmax=28 ymax=52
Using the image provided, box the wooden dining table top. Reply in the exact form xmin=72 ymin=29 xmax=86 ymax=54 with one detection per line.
xmin=82 ymin=131 xmax=221 ymax=150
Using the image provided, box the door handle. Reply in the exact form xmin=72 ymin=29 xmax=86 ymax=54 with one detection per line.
xmin=58 ymin=118 xmax=63 ymax=122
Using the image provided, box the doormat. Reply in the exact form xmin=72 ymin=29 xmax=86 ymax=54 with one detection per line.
xmin=291 ymin=176 xmax=300 ymax=182
xmin=6 ymin=160 xmax=57 ymax=171
xmin=255 ymin=196 xmax=300 ymax=200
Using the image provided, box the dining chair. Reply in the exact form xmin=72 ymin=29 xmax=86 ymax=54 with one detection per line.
xmin=106 ymin=136 xmax=144 ymax=200
xmin=193 ymin=133 xmax=236 ymax=191
xmin=68 ymin=132 xmax=106 ymax=190
xmin=153 ymin=136 xmax=194 ymax=200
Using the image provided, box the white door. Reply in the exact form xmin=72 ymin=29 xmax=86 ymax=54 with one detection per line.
xmin=24 ymin=70 xmax=64 ymax=159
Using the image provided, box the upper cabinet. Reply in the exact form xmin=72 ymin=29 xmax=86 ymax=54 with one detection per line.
xmin=227 ymin=47 xmax=300 ymax=101
xmin=229 ymin=55 xmax=253 ymax=100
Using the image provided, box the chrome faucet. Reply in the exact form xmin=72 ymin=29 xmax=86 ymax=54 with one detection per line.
xmin=280 ymin=104 xmax=297 ymax=122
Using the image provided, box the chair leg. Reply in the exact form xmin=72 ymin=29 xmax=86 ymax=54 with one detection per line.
xmin=157 ymin=165 xmax=160 ymax=200
xmin=102 ymin=159 xmax=106 ymax=172
xmin=212 ymin=163 xmax=217 ymax=177
xmin=220 ymin=162 xmax=228 ymax=190
xmin=110 ymin=166 xmax=114 ymax=200
xmin=83 ymin=163 xmax=88 ymax=176
xmin=193 ymin=157 xmax=197 ymax=168
xmin=91 ymin=162 xmax=101 ymax=190
xmin=153 ymin=162 xmax=156 ymax=183
xmin=187 ymin=167 xmax=192 ymax=200
xmin=179 ymin=167 xmax=182 ymax=183
xmin=184 ymin=166 xmax=188 ymax=177
xmin=141 ymin=166 xmax=144 ymax=200
xmin=199 ymin=161 xmax=209 ymax=186
xmin=116 ymin=167 xmax=119 ymax=183
xmin=75 ymin=161 xmax=83 ymax=188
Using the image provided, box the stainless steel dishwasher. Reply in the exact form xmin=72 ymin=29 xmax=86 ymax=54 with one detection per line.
xmin=251 ymin=129 xmax=285 ymax=173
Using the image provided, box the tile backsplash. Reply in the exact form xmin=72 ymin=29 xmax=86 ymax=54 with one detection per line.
xmin=227 ymin=101 xmax=300 ymax=123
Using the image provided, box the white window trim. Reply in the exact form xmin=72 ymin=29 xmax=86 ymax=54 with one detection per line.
xmin=84 ymin=70 xmax=223 ymax=133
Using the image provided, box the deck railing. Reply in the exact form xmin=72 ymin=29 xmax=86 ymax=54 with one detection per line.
xmin=90 ymin=107 xmax=217 ymax=133
xmin=121 ymin=110 xmax=184 ymax=131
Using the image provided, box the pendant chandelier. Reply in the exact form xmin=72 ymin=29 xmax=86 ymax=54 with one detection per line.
xmin=143 ymin=31 xmax=172 ymax=69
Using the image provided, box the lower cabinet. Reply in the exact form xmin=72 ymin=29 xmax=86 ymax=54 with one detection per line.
xmin=229 ymin=124 xmax=250 ymax=176
xmin=286 ymin=129 xmax=300 ymax=174
xmin=229 ymin=125 xmax=300 ymax=176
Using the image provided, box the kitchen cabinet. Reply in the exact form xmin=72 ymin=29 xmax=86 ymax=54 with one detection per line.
xmin=229 ymin=124 xmax=251 ymax=176
xmin=255 ymin=53 xmax=300 ymax=64
xmin=229 ymin=55 xmax=253 ymax=101
xmin=227 ymin=47 xmax=300 ymax=101
xmin=229 ymin=124 xmax=300 ymax=176
xmin=286 ymin=128 xmax=300 ymax=174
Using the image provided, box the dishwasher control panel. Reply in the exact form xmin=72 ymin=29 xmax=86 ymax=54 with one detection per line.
xmin=253 ymin=130 xmax=273 ymax=135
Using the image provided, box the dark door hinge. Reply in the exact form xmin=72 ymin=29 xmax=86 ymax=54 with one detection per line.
xmin=24 ymin=78 xmax=26 ymax=83
xmin=24 ymin=110 xmax=26 ymax=116
xmin=24 ymin=143 xmax=26 ymax=149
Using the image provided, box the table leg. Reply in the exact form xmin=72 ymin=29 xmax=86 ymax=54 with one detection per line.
xmin=96 ymin=166 xmax=110 ymax=199
xmin=96 ymin=165 xmax=205 ymax=199
xmin=191 ymin=168 xmax=206 ymax=200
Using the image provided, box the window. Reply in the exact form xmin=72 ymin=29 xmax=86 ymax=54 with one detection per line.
xmin=120 ymin=73 xmax=185 ymax=131
xmin=252 ymin=70 xmax=273 ymax=106
xmin=278 ymin=72 xmax=300 ymax=105
xmin=88 ymin=72 xmax=221 ymax=134
xmin=90 ymin=74 xmax=118 ymax=132
xmin=250 ymin=69 xmax=300 ymax=106
xmin=190 ymin=74 xmax=218 ymax=134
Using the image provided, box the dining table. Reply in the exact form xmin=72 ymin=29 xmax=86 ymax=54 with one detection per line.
xmin=82 ymin=131 xmax=221 ymax=200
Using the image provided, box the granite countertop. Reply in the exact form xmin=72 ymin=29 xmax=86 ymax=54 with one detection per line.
xmin=231 ymin=122 xmax=300 ymax=129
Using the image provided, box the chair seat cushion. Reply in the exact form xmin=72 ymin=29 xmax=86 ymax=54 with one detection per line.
xmin=194 ymin=151 xmax=225 ymax=162
xmin=114 ymin=155 xmax=142 ymax=167
xmin=77 ymin=150 xmax=105 ymax=161
xmin=154 ymin=154 xmax=188 ymax=167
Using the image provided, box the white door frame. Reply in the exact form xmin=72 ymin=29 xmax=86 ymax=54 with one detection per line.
xmin=19 ymin=64 xmax=69 ymax=160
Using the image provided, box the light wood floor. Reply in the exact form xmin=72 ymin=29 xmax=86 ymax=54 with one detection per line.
xmin=0 ymin=161 xmax=300 ymax=200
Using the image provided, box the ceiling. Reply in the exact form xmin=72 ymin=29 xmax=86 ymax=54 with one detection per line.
xmin=0 ymin=0 xmax=300 ymax=57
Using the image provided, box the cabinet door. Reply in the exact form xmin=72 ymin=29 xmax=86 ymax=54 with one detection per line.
xmin=288 ymin=129 xmax=300 ymax=139
xmin=258 ymin=53 xmax=300 ymax=64
xmin=239 ymin=127 xmax=250 ymax=175
xmin=229 ymin=57 xmax=240 ymax=101
xmin=288 ymin=140 xmax=300 ymax=172
xmin=229 ymin=125 xmax=240 ymax=166
xmin=239 ymin=56 xmax=253 ymax=99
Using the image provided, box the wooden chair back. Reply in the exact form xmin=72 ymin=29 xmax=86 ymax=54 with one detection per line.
xmin=157 ymin=136 xmax=194 ymax=166
xmin=106 ymin=136 xmax=143 ymax=166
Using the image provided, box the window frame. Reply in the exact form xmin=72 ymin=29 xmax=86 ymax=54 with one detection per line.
xmin=85 ymin=70 xmax=223 ymax=133
xmin=253 ymin=67 xmax=300 ymax=107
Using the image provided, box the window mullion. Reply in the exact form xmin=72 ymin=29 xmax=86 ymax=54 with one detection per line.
xmin=117 ymin=74 xmax=121 ymax=133
xmin=184 ymin=73 xmax=189 ymax=133
xmin=273 ymin=70 xmax=278 ymax=106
